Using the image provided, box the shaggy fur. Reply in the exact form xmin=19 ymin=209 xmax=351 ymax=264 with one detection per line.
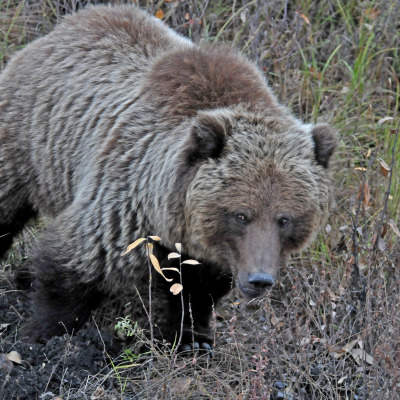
xmin=0 ymin=5 xmax=337 ymax=344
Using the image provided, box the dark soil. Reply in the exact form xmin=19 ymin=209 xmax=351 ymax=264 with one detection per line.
xmin=0 ymin=287 xmax=116 ymax=400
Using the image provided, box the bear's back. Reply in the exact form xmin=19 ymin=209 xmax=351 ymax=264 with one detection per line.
xmin=0 ymin=6 xmax=192 ymax=213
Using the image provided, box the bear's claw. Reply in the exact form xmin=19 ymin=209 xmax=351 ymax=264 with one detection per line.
xmin=181 ymin=341 xmax=213 ymax=357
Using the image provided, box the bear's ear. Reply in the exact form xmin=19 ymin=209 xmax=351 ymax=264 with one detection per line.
xmin=311 ymin=124 xmax=338 ymax=168
xmin=187 ymin=113 xmax=230 ymax=164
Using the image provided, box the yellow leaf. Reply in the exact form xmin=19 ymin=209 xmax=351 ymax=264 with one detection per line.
xmin=149 ymin=236 xmax=161 ymax=241
xmin=181 ymin=259 xmax=200 ymax=265
xmin=170 ymin=283 xmax=183 ymax=295
xmin=150 ymin=254 xmax=172 ymax=282
xmin=175 ymin=243 xmax=182 ymax=253
xmin=168 ymin=252 xmax=181 ymax=259
xmin=122 ymin=238 xmax=146 ymax=255
xmin=300 ymin=13 xmax=310 ymax=24
xmin=155 ymin=9 xmax=164 ymax=19
xmin=296 ymin=11 xmax=310 ymax=24
xmin=150 ymin=254 xmax=160 ymax=272
xmin=161 ymin=267 xmax=180 ymax=273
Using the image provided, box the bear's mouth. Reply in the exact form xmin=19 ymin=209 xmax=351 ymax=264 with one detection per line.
xmin=238 ymin=282 xmax=269 ymax=298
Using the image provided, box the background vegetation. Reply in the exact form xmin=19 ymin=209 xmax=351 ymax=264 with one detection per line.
xmin=0 ymin=0 xmax=399 ymax=399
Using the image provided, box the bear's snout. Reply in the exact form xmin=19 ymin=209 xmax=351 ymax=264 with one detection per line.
xmin=238 ymin=271 xmax=276 ymax=298
xmin=248 ymin=272 xmax=275 ymax=288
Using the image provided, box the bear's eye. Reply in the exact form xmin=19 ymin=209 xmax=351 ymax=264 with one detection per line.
xmin=235 ymin=213 xmax=248 ymax=224
xmin=278 ymin=217 xmax=290 ymax=227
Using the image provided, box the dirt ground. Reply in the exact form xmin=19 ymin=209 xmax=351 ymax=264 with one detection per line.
xmin=0 ymin=289 xmax=114 ymax=400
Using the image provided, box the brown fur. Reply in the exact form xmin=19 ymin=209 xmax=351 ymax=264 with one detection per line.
xmin=144 ymin=46 xmax=283 ymax=118
xmin=0 ymin=5 xmax=337 ymax=345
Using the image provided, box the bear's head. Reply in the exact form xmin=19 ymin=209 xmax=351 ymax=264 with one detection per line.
xmin=182 ymin=107 xmax=337 ymax=298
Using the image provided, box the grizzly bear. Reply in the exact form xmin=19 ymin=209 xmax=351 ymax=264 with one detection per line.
xmin=0 ymin=5 xmax=337 ymax=348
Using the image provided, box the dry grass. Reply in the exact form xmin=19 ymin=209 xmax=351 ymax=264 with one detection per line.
xmin=1 ymin=0 xmax=399 ymax=399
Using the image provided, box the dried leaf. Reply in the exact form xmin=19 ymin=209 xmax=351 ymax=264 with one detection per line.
xmin=343 ymin=339 xmax=358 ymax=353
xmin=300 ymin=337 xmax=311 ymax=346
xmin=7 ymin=351 xmax=22 ymax=365
xmin=161 ymin=267 xmax=180 ymax=273
xmin=378 ymin=116 xmax=394 ymax=125
xmin=364 ymin=7 xmax=380 ymax=20
xmin=271 ymin=315 xmax=280 ymax=326
xmin=388 ymin=219 xmax=400 ymax=237
xmin=155 ymin=9 xmax=164 ymax=19
xmin=332 ymin=338 xmax=358 ymax=359
xmin=123 ymin=238 xmax=146 ymax=255
xmin=168 ymin=252 xmax=181 ymax=259
xmin=378 ymin=237 xmax=386 ymax=252
xmin=181 ymin=259 xmax=200 ymax=265
xmin=296 ymin=11 xmax=310 ymax=24
xmin=359 ymin=255 xmax=368 ymax=271
xmin=148 ymin=236 xmax=161 ymax=241
xmin=150 ymin=254 xmax=172 ymax=282
xmin=309 ymin=66 xmax=322 ymax=80
xmin=381 ymin=223 xmax=388 ymax=238
xmin=169 ymin=377 xmax=192 ymax=395
xmin=338 ymin=376 xmax=347 ymax=384
xmin=325 ymin=224 xmax=332 ymax=234
xmin=175 ymin=243 xmax=182 ymax=253
xmin=354 ymin=167 xmax=367 ymax=171
xmin=300 ymin=13 xmax=310 ymax=24
xmin=326 ymin=287 xmax=339 ymax=301
xmin=170 ymin=283 xmax=183 ymax=295
xmin=351 ymin=348 xmax=373 ymax=365
xmin=378 ymin=158 xmax=391 ymax=177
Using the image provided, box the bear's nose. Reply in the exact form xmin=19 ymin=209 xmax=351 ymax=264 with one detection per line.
xmin=248 ymin=272 xmax=276 ymax=290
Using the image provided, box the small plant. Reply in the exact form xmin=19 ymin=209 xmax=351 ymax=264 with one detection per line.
xmin=123 ymin=236 xmax=200 ymax=294
xmin=114 ymin=315 xmax=142 ymax=338
xmin=123 ymin=236 xmax=200 ymax=352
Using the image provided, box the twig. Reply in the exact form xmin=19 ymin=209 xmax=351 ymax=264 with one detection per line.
xmin=175 ymin=256 xmax=185 ymax=353
xmin=373 ymin=119 xmax=400 ymax=252
xmin=341 ymin=150 xmax=377 ymax=304
xmin=146 ymin=240 xmax=154 ymax=352
xmin=145 ymin=238 xmax=154 ymax=397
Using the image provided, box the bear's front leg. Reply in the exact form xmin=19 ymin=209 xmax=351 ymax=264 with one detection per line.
xmin=23 ymin=211 xmax=105 ymax=343
xmin=25 ymin=270 xmax=103 ymax=343
xmin=162 ymin=261 xmax=232 ymax=352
